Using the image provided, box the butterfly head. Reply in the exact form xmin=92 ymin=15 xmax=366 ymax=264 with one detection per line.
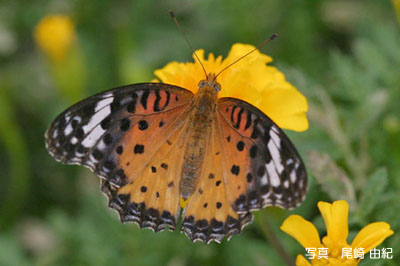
xmin=198 ymin=73 xmax=221 ymax=93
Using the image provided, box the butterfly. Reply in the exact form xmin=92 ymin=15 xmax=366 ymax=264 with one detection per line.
xmin=45 ymin=14 xmax=308 ymax=242
xmin=45 ymin=68 xmax=307 ymax=244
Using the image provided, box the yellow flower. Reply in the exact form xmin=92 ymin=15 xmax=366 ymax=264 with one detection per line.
xmin=280 ymin=200 xmax=394 ymax=265
xmin=153 ymin=43 xmax=309 ymax=132
xmin=34 ymin=14 xmax=76 ymax=63
xmin=393 ymin=0 xmax=400 ymax=24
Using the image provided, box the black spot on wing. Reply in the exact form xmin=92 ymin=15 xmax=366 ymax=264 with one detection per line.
xmin=230 ymin=106 xmax=237 ymax=124
xmin=250 ymin=119 xmax=260 ymax=139
xmin=236 ymin=141 xmax=244 ymax=151
xmin=76 ymin=128 xmax=85 ymax=139
xmin=244 ymin=111 xmax=252 ymax=130
xmin=231 ymin=165 xmax=240 ymax=176
xmin=120 ymin=118 xmax=130 ymax=131
xmin=138 ymin=120 xmax=148 ymax=130
xmin=140 ymin=90 xmax=150 ymax=110
xmin=165 ymin=91 xmax=171 ymax=107
xmin=82 ymin=102 xmax=96 ymax=117
xmin=134 ymin=144 xmax=145 ymax=154
xmin=116 ymin=145 xmax=123 ymax=154
xmin=127 ymin=92 xmax=138 ymax=113
xmin=246 ymin=173 xmax=253 ymax=183
xmin=153 ymin=90 xmax=161 ymax=112
xmin=234 ymin=108 xmax=244 ymax=129
xmin=151 ymin=166 xmax=157 ymax=173
xmin=250 ymin=145 xmax=258 ymax=158
xmin=92 ymin=149 xmax=104 ymax=160
xmin=101 ymin=116 xmax=112 ymax=130
xmin=161 ymin=90 xmax=171 ymax=111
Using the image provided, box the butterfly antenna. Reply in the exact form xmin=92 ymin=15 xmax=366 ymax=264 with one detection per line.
xmin=214 ymin=33 xmax=278 ymax=81
xmin=169 ymin=10 xmax=208 ymax=79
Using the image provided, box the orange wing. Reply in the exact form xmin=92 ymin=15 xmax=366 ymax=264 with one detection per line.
xmin=180 ymin=97 xmax=307 ymax=243
xmin=180 ymin=116 xmax=253 ymax=243
xmin=46 ymin=83 xmax=194 ymax=231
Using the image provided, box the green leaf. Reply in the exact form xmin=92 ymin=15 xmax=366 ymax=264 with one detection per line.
xmin=359 ymin=168 xmax=388 ymax=218
xmin=0 ymin=233 xmax=30 ymax=266
xmin=306 ymin=150 xmax=356 ymax=209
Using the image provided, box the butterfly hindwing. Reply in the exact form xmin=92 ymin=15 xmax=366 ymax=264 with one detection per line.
xmin=45 ymin=83 xmax=194 ymax=230
xmin=217 ymin=97 xmax=307 ymax=213
xmin=110 ymin=118 xmax=191 ymax=231
xmin=180 ymin=118 xmax=253 ymax=243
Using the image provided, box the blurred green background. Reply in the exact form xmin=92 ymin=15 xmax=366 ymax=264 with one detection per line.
xmin=1 ymin=0 xmax=399 ymax=265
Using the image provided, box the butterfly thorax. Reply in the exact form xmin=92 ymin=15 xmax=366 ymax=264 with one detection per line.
xmin=180 ymin=74 xmax=219 ymax=200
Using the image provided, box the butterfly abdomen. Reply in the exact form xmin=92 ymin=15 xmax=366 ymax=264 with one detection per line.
xmin=180 ymin=86 xmax=217 ymax=200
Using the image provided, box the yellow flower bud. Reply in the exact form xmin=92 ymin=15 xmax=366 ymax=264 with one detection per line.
xmin=393 ymin=0 xmax=400 ymax=24
xmin=34 ymin=15 xmax=75 ymax=63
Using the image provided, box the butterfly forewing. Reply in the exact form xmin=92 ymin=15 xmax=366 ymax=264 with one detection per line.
xmin=217 ymin=98 xmax=307 ymax=212
xmin=45 ymin=83 xmax=194 ymax=230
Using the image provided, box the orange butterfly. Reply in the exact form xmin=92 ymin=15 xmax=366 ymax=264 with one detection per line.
xmin=45 ymin=15 xmax=307 ymax=244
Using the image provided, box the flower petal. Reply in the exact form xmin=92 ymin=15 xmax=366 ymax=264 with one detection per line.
xmin=318 ymin=201 xmax=349 ymax=246
xmin=296 ymin=255 xmax=312 ymax=266
xmin=281 ymin=215 xmax=322 ymax=249
xmin=351 ymin=222 xmax=394 ymax=253
xmin=259 ymin=85 xmax=309 ymax=132
xmin=154 ymin=61 xmax=199 ymax=93
xmin=153 ymin=43 xmax=309 ymax=133
xmin=224 ymin=43 xmax=273 ymax=68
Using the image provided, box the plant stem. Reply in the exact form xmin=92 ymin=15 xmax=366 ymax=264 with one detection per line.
xmin=256 ymin=212 xmax=295 ymax=266
xmin=0 ymin=86 xmax=30 ymax=229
